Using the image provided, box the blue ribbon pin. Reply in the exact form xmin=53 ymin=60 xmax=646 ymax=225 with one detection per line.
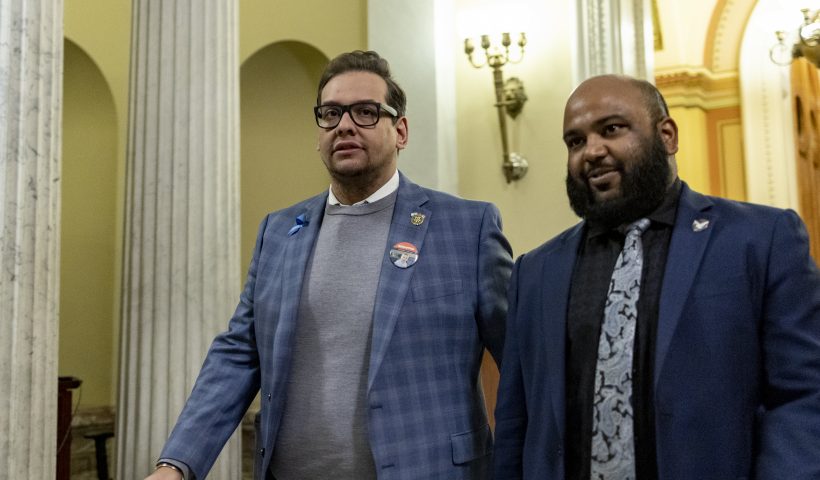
xmin=287 ymin=213 xmax=309 ymax=236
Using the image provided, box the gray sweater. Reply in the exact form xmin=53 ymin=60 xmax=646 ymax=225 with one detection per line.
xmin=270 ymin=191 xmax=397 ymax=480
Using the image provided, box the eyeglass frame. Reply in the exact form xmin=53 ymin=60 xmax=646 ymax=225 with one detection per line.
xmin=313 ymin=102 xmax=399 ymax=129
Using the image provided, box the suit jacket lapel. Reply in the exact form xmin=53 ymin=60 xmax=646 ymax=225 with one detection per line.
xmin=275 ymin=194 xmax=326 ymax=360
xmin=368 ymin=174 xmax=430 ymax=392
xmin=543 ymin=223 xmax=584 ymax=440
xmin=655 ymin=183 xmax=715 ymax=387
xmin=261 ymin=193 xmax=326 ymax=448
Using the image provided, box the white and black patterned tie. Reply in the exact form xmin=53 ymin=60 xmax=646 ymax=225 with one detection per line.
xmin=590 ymin=218 xmax=651 ymax=480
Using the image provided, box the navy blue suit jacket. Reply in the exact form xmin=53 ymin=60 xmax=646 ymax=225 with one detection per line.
xmin=494 ymin=183 xmax=820 ymax=479
xmin=160 ymin=173 xmax=512 ymax=479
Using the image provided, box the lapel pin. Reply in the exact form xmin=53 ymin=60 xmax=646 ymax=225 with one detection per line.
xmin=390 ymin=242 xmax=419 ymax=269
xmin=692 ymin=218 xmax=710 ymax=232
xmin=410 ymin=212 xmax=425 ymax=226
xmin=288 ymin=213 xmax=309 ymax=236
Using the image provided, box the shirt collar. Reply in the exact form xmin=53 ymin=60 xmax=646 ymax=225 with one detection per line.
xmin=327 ymin=169 xmax=400 ymax=206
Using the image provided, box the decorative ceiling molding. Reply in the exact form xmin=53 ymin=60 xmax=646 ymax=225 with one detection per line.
xmin=704 ymin=0 xmax=758 ymax=73
xmin=655 ymin=67 xmax=740 ymax=109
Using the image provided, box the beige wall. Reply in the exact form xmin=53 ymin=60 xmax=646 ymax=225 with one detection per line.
xmin=240 ymin=0 xmax=366 ymax=64
xmin=455 ymin=0 xmax=581 ymax=257
xmin=62 ymin=0 xmax=131 ymax=406
xmin=64 ymin=0 xmax=131 ymax=128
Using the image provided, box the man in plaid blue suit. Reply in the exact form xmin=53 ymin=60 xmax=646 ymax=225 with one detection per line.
xmin=147 ymin=51 xmax=512 ymax=480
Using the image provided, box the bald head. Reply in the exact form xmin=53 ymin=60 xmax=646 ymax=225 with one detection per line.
xmin=566 ymin=75 xmax=669 ymax=125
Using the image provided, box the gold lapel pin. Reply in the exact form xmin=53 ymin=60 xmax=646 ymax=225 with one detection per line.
xmin=410 ymin=212 xmax=425 ymax=226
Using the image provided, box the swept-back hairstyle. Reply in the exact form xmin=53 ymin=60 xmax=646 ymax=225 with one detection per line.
xmin=316 ymin=50 xmax=406 ymax=118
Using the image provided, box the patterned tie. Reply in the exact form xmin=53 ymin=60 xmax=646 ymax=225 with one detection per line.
xmin=590 ymin=218 xmax=651 ymax=480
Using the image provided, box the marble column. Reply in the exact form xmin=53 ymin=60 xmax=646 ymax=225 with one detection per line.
xmin=116 ymin=1 xmax=242 ymax=478
xmin=574 ymin=0 xmax=655 ymax=81
xmin=0 ymin=0 xmax=63 ymax=478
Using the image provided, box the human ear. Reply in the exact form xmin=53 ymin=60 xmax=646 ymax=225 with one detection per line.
xmin=658 ymin=117 xmax=678 ymax=155
xmin=395 ymin=116 xmax=409 ymax=151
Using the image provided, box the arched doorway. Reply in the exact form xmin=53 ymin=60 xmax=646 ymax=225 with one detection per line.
xmin=239 ymin=41 xmax=329 ymax=270
xmin=59 ymin=37 xmax=120 ymax=477
xmin=60 ymin=39 xmax=119 ymax=408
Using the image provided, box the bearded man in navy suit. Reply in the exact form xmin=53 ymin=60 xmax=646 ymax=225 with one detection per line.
xmin=493 ymin=75 xmax=820 ymax=480
xmin=147 ymin=50 xmax=512 ymax=480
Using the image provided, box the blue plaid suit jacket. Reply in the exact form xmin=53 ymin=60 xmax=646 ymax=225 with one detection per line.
xmin=160 ymin=173 xmax=513 ymax=479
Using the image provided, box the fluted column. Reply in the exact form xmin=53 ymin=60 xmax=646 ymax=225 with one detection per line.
xmin=574 ymin=0 xmax=654 ymax=81
xmin=0 ymin=0 xmax=63 ymax=478
xmin=116 ymin=1 xmax=241 ymax=478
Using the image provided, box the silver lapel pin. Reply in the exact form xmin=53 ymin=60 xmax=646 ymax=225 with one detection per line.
xmin=692 ymin=218 xmax=710 ymax=232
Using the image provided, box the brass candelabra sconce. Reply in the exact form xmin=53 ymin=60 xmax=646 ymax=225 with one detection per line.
xmin=464 ymin=32 xmax=528 ymax=183
xmin=770 ymin=8 xmax=819 ymax=68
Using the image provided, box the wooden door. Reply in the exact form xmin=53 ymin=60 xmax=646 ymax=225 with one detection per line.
xmin=791 ymin=58 xmax=820 ymax=262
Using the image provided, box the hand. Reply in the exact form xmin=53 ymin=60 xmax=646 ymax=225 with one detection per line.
xmin=145 ymin=466 xmax=183 ymax=480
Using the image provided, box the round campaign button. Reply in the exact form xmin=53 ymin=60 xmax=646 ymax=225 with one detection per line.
xmin=390 ymin=242 xmax=419 ymax=269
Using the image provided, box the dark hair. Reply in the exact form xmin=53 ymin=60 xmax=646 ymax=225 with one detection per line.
xmin=628 ymin=77 xmax=670 ymax=124
xmin=316 ymin=50 xmax=406 ymax=118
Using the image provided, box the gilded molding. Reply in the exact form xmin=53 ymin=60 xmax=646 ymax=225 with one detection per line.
xmin=704 ymin=0 xmax=757 ymax=73
xmin=655 ymin=68 xmax=740 ymax=109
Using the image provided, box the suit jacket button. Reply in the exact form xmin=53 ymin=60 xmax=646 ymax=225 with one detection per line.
xmin=259 ymin=448 xmax=265 ymax=456
xmin=267 ymin=393 xmax=272 ymax=401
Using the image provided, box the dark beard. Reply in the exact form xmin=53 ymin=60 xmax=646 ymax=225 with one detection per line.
xmin=565 ymin=132 xmax=671 ymax=228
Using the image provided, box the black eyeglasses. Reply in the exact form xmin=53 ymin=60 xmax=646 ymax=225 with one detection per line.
xmin=314 ymin=102 xmax=398 ymax=129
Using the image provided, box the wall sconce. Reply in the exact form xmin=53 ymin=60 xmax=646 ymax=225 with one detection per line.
xmin=770 ymin=8 xmax=819 ymax=68
xmin=464 ymin=32 xmax=528 ymax=183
